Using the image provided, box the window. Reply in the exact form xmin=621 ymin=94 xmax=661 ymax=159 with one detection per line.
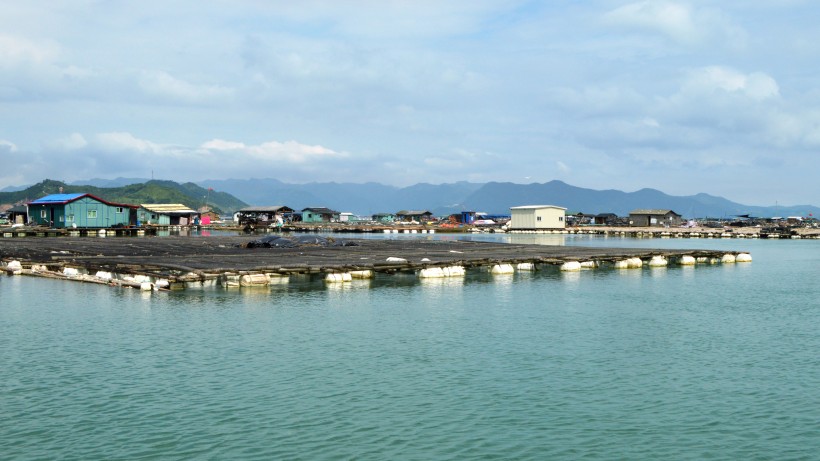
xmin=67 ymin=214 xmax=75 ymax=223
xmin=88 ymin=210 xmax=97 ymax=219
xmin=58 ymin=215 xmax=64 ymax=222
xmin=41 ymin=210 xmax=47 ymax=219
xmin=116 ymin=207 xmax=123 ymax=213
xmin=537 ymin=216 xmax=542 ymax=222
xmin=559 ymin=216 xmax=564 ymax=221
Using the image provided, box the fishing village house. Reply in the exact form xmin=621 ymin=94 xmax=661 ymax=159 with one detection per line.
xmin=371 ymin=213 xmax=396 ymax=223
xmin=396 ymin=210 xmax=434 ymax=223
xmin=27 ymin=193 xmax=138 ymax=228
xmin=628 ymin=209 xmax=683 ymax=227
xmin=301 ymin=207 xmax=341 ymax=223
xmin=137 ymin=204 xmax=199 ymax=226
xmin=509 ymin=205 xmax=567 ymax=230
xmin=235 ymin=206 xmax=296 ymax=226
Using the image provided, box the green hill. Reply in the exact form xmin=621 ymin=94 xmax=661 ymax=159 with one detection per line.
xmin=0 ymin=179 xmax=247 ymax=214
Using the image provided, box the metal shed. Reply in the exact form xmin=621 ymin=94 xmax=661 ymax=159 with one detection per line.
xmin=509 ymin=205 xmax=567 ymax=230
xmin=27 ymin=193 xmax=138 ymax=228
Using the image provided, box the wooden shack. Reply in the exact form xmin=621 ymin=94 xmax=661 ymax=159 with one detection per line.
xmin=27 ymin=193 xmax=137 ymax=228
xmin=629 ymin=209 xmax=683 ymax=227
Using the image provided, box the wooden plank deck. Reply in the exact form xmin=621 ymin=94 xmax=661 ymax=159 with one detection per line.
xmin=1 ymin=235 xmax=746 ymax=283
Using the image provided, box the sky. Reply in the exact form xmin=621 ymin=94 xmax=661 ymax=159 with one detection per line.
xmin=1 ymin=0 xmax=819 ymax=206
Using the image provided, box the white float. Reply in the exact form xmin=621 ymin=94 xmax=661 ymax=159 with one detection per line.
xmin=419 ymin=267 xmax=446 ymax=278
xmin=6 ymin=260 xmax=23 ymax=275
xmin=580 ymin=261 xmax=597 ymax=269
xmin=560 ymin=261 xmax=582 ymax=272
xmin=627 ymin=257 xmax=643 ymax=268
xmin=240 ymin=273 xmax=270 ymax=286
xmin=614 ymin=260 xmax=630 ymax=269
xmin=648 ymin=256 xmax=668 ymax=267
xmin=63 ymin=267 xmax=80 ymax=277
xmin=95 ymin=271 xmax=114 ymax=280
xmin=325 ymin=273 xmax=352 ymax=283
xmin=516 ymin=262 xmax=536 ymax=271
xmin=735 ymin=253 xmax=752 ymax=263
xmin=443 ymin=266 xmax=465 ymax=276
xmin=678 ymin=255 xmax=696 ymax=266
xmin=386 ymin=257 xmax=407 ymax=263
xmin=140 ymin=282 xmax=153 ymax=291
xmin=721 ymin=254 xmax=737 ymax=263
xmin=491 ymin=264 xmax=515 ymax=274
xmin=350 ymin=270 xmax=374 ymax=279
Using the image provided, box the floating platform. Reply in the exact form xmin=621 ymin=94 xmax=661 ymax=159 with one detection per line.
xmin=0 ymin=236 xmax=750 ymax=291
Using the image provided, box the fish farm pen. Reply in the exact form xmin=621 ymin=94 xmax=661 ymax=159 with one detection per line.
xmin=0 ymin=234 xmax=751 ymax=291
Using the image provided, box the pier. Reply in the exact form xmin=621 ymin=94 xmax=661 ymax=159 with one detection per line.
xmin=1 ymin=235 xmax=750 ymax=291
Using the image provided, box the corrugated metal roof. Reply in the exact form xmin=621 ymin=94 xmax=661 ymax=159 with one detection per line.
xmin=509 ymin=205 xmax=567 ymax=210
xmin=629 ymin=209 xmax=677 ymax=215
xmin=140 ymin=204 xmax=197 ymax=213
xmin=302 ymin=207 xmax=340 ymax=214
xmin=29 ymin=193 xmax=86 ymax=204
xmin=238 ymin=206 xmax=294 ymax=213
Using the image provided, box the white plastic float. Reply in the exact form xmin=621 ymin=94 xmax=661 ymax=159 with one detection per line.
xmin=560 ymin=261 xmax=582 ymax=272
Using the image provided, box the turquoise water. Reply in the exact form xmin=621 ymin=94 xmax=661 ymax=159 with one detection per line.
xmin=2 ymin=235 xmax=819 ymax=460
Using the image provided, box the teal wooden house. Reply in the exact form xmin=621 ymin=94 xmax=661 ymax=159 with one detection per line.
xmin=28 ymin=193 xmax=138 ymax=228
xmin=301 ymin=207 xmax=340 ymax=223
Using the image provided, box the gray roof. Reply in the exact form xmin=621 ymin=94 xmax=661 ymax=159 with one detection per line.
xmin=629 ymin=209 xmax=680 ymax=215
xmin=239 ymin=206 xmax=294 ymax=213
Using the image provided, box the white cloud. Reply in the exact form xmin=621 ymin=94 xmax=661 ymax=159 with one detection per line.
xmin=93 ymin=132 xmax=162 ymax=153
xmin=0 ymin=34 xmax=58 ymax=66
xmin=682 ymin=66 xmax=779 ymax=100
xmin=139 ymin=71 xmax=234 ymax=104
xmin=604 ymin=1 xmax=697 ymax=43
xmin=200 ymin=139 xmax=343 ymax=163
xmin=0 ymin=139 xmax=18 ymax=152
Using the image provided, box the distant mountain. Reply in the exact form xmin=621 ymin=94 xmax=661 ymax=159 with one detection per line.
xmin=199 ymin=178 xmax=483 ymax=214
xmin=202 ymin=178 xmax=817 ymax=218
xmin=69 ymin=177 xmax=150 ymax=188
xmin=0 ymin=179 xmax=248 ymax=214
xmin=10 ymin=177 xmax=817 ymax=218
xmin=460 ymin=181 xmax=820 ymax=218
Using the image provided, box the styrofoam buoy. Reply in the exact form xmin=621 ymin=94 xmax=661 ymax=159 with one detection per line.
xmin=140 ymin=282 xmax=153 ymax=291
xmin=614 ymin=260 xmax=629 ymax=269
xmin=580 ymin=261 xmax=597 ymax=269
xmin=491 ymin=264 xmax=515 ymax=274
xmin=648 ymin=256 xmax=668 ymax=267
xmin=735 ymin=253 xmax=752 ymax=263
xmin=6 ymin=260 xmax=23 ymax=275
xmin=386 ymin=257 xmax=407 ymax=262
xmin=678 ymin=255 xmax=696 ymax=266
xmin=419 ymin=267 xmax=446 ymax=278
xmin=325 ymin=273 xmax=352 ymax=283
xmin=63 ymin=267 xmax=80 ymax=277
xmin=560 ymin=261 xmax=582 ymax=272
xmin=721 ymin=254 xmax=736 ymax=263
xmin=628 ymin=257 xmax=643 ymax=268
xmin=222 ymin=274 xmax=241 ymax=288
xmin=95 ymin=271 xmax=113 ymax=280
xmin=350 ymin=270 xmax=374 ymax=279
xmin=240 ymin=273 xmax=270 ymax=286
xmin=517 ymin=262 xmax=536 ymax=271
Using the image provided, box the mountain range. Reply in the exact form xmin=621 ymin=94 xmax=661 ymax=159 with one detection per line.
xmin=2 ymin=177 xmax=817 ymax=219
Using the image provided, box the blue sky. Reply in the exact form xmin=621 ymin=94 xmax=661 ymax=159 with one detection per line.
xmin=1 ymin=1 xmax=818 ymax=206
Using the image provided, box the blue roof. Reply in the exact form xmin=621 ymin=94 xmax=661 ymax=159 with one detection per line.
xmin=29 ymin=193 xmax=87 ymax=204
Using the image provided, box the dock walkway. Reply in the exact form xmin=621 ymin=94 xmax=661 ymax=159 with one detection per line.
xmin=1 ymin=236 xmax=749 ymax=290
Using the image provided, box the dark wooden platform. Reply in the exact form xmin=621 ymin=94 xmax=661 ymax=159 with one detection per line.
xmin=0 ymin=235 xmax=743 ymax=281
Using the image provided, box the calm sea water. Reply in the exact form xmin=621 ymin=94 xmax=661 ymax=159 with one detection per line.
xmin=1 ymin=234 xmax=819 ymax=460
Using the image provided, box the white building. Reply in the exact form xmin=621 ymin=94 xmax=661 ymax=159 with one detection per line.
xmin=509 ymin=205 xmax=567 ymax=230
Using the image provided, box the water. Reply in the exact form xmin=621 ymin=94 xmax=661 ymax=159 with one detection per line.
xmin=2 ymin=235 xmax=819 ymax=460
